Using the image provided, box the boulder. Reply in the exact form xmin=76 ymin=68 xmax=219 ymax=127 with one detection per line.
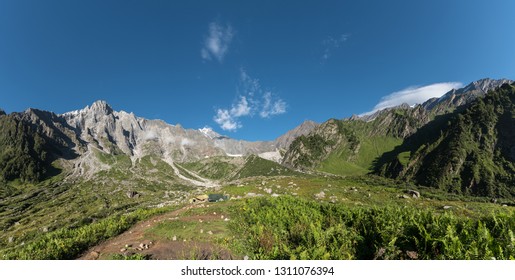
xmin=405 ymin=190 xmax=420 ymax=198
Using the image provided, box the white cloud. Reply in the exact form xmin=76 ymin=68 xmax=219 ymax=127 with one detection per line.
xmin=260 ymin=92 xmax=286 ymax=118
xmin=214 ymin=109 xmax=240 ymax=131
xmin=181 ymin=138 xmax=195 ymax=146
xmin=213 ymin=70 xmax=288 ymax=131
xmin=201 ymin=21 xmax=234 ymax=62
xmin=143 ymin=130 xmax=158 ymax=140
xmin=230 ymin=96 xmax=251 ymax=117
xmin=322 ymin=34 xmax=349 ymax=62
xmin=361 ymin=82 xmax=463 ymax=116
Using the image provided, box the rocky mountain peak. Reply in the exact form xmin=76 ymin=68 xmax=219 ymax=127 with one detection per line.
xmin=89 ymin=100 xmax=113 ymax=115
xmin=274 ymin=120 xmax=319 ymax=149
xmin=0 ymin=108 xmax=6 ymax=116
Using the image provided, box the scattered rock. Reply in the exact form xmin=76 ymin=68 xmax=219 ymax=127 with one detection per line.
xmin=443 ymin=206 xmax=452 ymax=210
xmin=90 ymin=251 xmax=100 ymax=259
xmin=207 ymin=231 xmax=213 ymax=235
xmin=315 ymin=191 xmax=326 ymax=199
xmin=125 ymin=244 xmax=132 ymax=248
xmin=224 ymin=218 xmax=230 ymax=222
xmin=244 ymin=255 xmax=249 ymax=260
xmin=126 ymin=191 xmax=140 ymax=199
xmin=8 ymin=237 xmax=14 ymax=243
xmin=502 ymin=204 xmax=508 ymax=207
xmin=406 ymin=251 xmax=418 ymax=259
xmin=120 ymin=248 xmax=127 ymax=253
xmin=42 ymin=227 xmax=49 ymax=233
xmin=491 ymin=198 xmax=498 ymax=203
xmin=264 ymin=188 xmax=272 ymax=194
xmin=374 ymin=248 xmax=386 ymax=260
xmin=221 ymin=215 xmax=224 ymax=219
xmin=405 ymin=190 xmax=420 ymax=198
xmin=271 ymin=193 xmax=280 ymax=197
xmin=172 ymin=236 xmax=177 ymax=241
xmin=200 ymin=229 xmax=204 ymax=234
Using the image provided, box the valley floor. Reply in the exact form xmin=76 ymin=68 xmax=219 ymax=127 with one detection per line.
xmin=2 ymin=174 xmax=514 ymax=260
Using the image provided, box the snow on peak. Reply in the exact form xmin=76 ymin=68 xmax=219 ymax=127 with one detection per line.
xmin=199 ymin=126 xmax=220 ymax=139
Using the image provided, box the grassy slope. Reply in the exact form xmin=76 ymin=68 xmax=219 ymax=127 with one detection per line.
xmin=376 ymin=83 xmax=515 ymax=197
xmin=232 ymin=155 xmax=301 ymax=180
xmin=318 ymin=136 xmax=402 ymax=176
xmin=0 ymin=152 xmax=199 ymax=257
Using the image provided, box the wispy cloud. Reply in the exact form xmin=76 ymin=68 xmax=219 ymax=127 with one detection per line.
xmin=213 ymin=69 xmax=288 ymax=131
xmin=321 ymin=34 xmax=350 ymax=62
xmin=361 ymin=82 xmax=463 ymax=116
xmin=201 ymin=21 xmax=234 ymax=62
xmin=260 ymin=92 xmax=286 ymax=118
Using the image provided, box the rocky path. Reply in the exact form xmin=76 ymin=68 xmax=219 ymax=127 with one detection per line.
xmin=79 ymin=203 xmax=233 ymax=260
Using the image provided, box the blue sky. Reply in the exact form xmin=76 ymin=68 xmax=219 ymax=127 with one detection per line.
xmin=1 ymin=0 xmax=514 ymax=140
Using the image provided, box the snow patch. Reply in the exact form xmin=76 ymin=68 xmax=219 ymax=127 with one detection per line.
xmin=226 ymin=153 xmax=243 ymax=157
xmin=258 ymin=151 xmax=282 ymax=163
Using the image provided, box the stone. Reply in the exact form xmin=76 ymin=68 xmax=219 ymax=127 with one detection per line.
xmin=443 ymin=206 xmax=452 ymax=210
xmin=172 ymin=236 xmax=177 ymax=241
xmin=405 ymin=190 xmax=420 ymax=198
xmin=315 ymin=191 xmax=326 ymax=199
xmin=244 ymin=255 xmax=249 ymax=260
xmin=126 ymin=191 xmax=139 ymax=199
xmin=8 ymin=237 xmax=14 ymax=243
xmin=207 ymin=231 xmax=213 ymax=235
xmin=90 ymin=251 xmax=100 ymax=259
xmin=120 ymin=248 xmax=127 ymax=252
xmin=200 ymin=229 xmax=204 ymax=234
xmin=406 ymin=251 xmax=418 ymax=260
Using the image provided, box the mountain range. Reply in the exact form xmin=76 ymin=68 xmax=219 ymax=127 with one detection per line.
xmin=1 ymin=78 xmax=514 ymax=198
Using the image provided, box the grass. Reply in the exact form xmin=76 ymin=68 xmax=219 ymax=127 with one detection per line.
xmin=232 ymin=155 xmax=301 ymax=179
xmin=181 ymin=157 xmax=239 ymax=180
xmin=229 ymin=196 xmax=515 ymax=260
xmin=318 ymin=136 xmax=402 ymax=176
xmin=0 ymin=205 xmax=178 ymax=259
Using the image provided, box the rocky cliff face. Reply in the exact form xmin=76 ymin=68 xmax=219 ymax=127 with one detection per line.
xmin=1 ymin=100 xmax=317 ymax=182
xmin=274 ymin=120 xmax=319 ymax=150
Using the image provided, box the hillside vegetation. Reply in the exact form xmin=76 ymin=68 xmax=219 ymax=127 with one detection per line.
xmin=230 ymin=196 xmax=515 ymax=260
xmin=376 ymin=83 xmax=515 ymax=198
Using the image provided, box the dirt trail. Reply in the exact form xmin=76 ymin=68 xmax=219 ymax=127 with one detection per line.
xmin=79 ymin=204 xmax=233 ymax=260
